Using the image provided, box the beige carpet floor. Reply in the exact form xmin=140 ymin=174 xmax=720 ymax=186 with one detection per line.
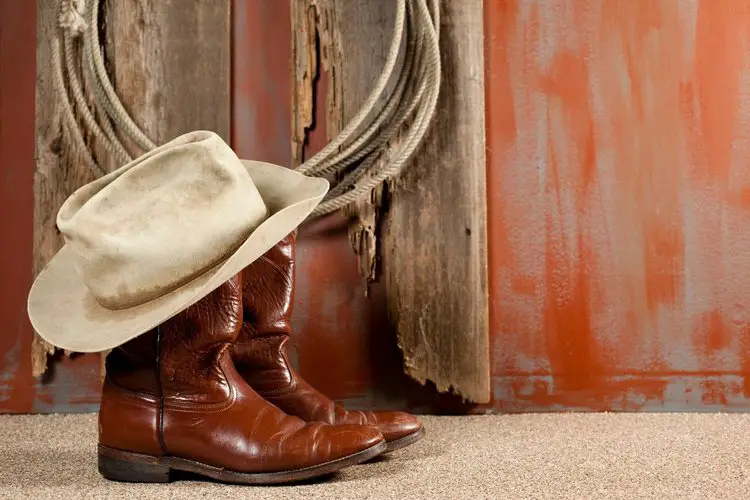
xmin=0 ymin=413 xmax=749 ymax=499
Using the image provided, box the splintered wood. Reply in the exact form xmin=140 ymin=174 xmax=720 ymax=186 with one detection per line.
xmin=290 ymin=0 xmax=490 ymax=402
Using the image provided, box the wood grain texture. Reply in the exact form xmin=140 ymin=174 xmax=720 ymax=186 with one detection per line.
xmin=26 ymin=0 xmax=103 ymax=410
xmin=334 ymin=0 xmax=393 ymax=285
xmin=290 ymin=0 xmax=490 ymax=402
xmin=382 ymin=0 xmax=490 ymax=402
xmin=107 ymin=0 xmax=231 ymax=146
xmin=290 ymin=0 xmax=318 ymax=165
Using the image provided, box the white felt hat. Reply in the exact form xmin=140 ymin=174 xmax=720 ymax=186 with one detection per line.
xmin=27 ymin=131 xmax=327 ymax=352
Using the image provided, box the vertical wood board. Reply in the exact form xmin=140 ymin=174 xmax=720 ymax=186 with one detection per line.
xmin=381 ymin=0 xmax=490 ymax=402
xmin=288 ymin=0 xmax=490 ymax=402
xmin=107 ymin=0 xmax=231 ymax=145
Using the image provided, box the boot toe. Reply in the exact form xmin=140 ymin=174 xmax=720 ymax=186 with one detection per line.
xmin=320 ymin=424 xmax=385 ymax=460
xmin=374 ymin=412 xmax=423 ymax=442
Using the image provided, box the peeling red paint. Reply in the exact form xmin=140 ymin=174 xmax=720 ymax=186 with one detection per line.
xmin=693 ymin=310 xmax=732 ymax=357
xmin=700 ymin=379 xmax=730 ymax=406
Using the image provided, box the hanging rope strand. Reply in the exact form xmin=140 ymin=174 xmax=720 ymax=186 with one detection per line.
xmin=63 ymin=33 xmax=131 ymax=165
xmin=52 ymin=31 xmax=103 ymax=176
xmin=54 ymin=0 xmax=440 ymax=220
xmin=296 ymin=0 xmax=408 ymax=176
xmin=85 ymin=0 xmax=157 ymax=151
xmin=316 ymin=0 xmax=439 ymax=202
xmin=306 ymin=0 xmax=419 ymax=179
xmin=321 ymin=0 xmax=426 ymax=200
xmin=310 ymin=0 xmax=440 ymax=216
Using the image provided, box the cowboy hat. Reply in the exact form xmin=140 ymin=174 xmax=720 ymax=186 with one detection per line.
xmin=27 ymin=131 xmax=328 ymax=353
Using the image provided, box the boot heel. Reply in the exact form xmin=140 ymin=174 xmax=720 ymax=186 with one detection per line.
xmin=98 ymin=446 xmax=171 ymax=483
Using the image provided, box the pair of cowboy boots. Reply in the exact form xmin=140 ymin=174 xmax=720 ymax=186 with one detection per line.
xmin=98 ymin=235 xmax=423 ymax=484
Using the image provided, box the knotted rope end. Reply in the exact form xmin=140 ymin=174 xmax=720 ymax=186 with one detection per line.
xmin=59 ymin=0 xmax=87 ymax=37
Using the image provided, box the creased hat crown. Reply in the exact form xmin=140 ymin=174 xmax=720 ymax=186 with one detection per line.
xmin=56 ymin=131 xmax=268 ymax=309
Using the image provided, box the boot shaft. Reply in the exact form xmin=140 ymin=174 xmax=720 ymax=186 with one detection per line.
xmin=99 ymin=274 xmax=245 ymax=454
xmin=241 ymin=232 xmax=296 ymax=335
xmin=159 ymin=274 xmax=243 ymax=404
xmin=100 ymin=329 xmax=163 ymax=456
xmin=104 ymin=328 xmax=159 ymax=396
xmin=235 ymin=233 xmax=297 ymax=393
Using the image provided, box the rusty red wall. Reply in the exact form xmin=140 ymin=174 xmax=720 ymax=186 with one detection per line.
xmin=0 ymin=0 xmax=37 ymax=413
xmin=0 ymin=0 xmax=101 ymax=414
xmin=485 ymin=0 xmax=750 ymax=411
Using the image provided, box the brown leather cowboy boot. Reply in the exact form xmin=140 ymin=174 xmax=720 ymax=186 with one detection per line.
xmin=98 ymin=273 xmax=386 ymax=484
xmin=234 ymin=234 xmax=425 ymax=452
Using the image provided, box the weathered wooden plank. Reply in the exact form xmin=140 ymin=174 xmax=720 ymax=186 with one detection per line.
xmin=381 ymin=0 xmax=489 ymax=402
xmin=31 ymin=0 xmax=106 ymax=405
xmin=23 ymin=0 xmax=230 ymax=410
xmin=290 ymin=0 xmax=490 ymax=402
xmin=107 ymin=0 xmax=231 ymax=145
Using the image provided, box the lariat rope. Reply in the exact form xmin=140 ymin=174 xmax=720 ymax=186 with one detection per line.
xmin=54 ymin=0 xmax=440 ymax=218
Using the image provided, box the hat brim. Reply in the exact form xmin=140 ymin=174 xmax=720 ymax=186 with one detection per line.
xmin=27 ymin=160 xmax=328 ymax=353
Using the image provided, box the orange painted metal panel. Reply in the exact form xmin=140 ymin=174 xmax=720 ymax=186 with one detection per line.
xmin=485 ymin=0 xmax=750 ymax=410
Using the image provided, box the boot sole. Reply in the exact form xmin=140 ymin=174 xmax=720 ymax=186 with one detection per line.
xmin=384 ymin=426 xmax=425 ymax=453
xmin=98 ymin=440 xmax=387 ymax=485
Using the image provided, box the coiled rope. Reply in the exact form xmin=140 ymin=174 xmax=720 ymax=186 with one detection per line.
xmin=54 ymin=0 xmax=441 ymax=219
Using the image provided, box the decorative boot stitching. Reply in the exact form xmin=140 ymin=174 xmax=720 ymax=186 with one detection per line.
xmin=238 ymin=333 xmax=298 ymax=397
xmin=162 ymin=344 xmax=237 ymax=413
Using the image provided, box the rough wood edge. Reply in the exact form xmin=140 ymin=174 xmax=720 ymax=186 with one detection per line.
xmin=290 ymin=0 xmax=318 ymax=166
xmin=290 ymin=0 xmax=387 ymax=289
xmin=290 ymin=0 xmax=491 ymax=402
xmin=381 ymin=0 xmax=490 ymax=402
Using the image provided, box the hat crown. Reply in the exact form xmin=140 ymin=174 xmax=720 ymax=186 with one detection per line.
xmin=57 ymin=131 xmax=268 ymax=309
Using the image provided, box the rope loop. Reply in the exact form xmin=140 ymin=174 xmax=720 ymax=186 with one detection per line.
xmin=54 ymin=0 xmax=440 ymax=219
